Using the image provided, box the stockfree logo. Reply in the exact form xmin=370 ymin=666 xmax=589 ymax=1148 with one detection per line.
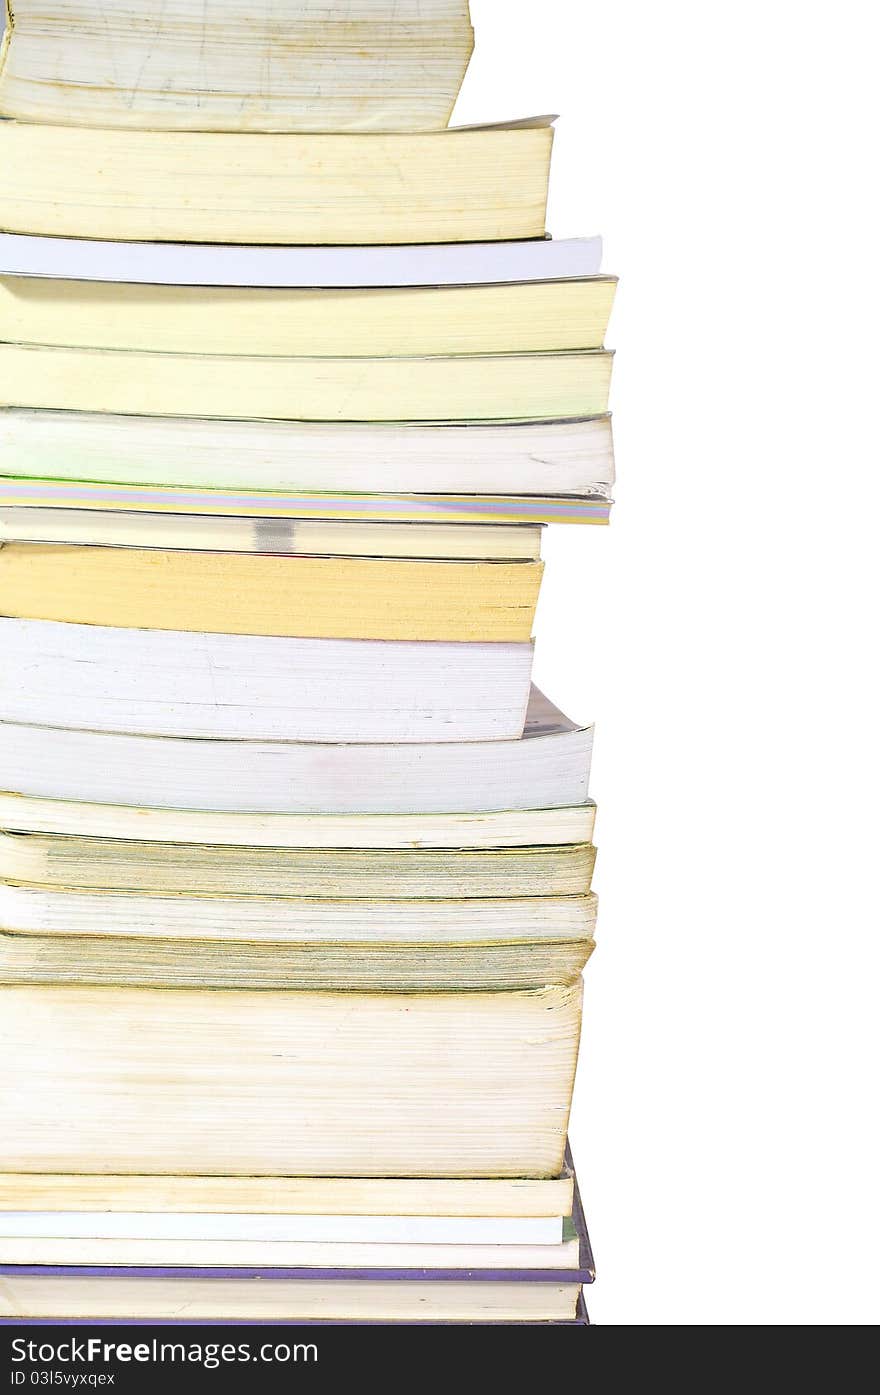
xmin=9 ymin=1338 xmax=317 ymax=1372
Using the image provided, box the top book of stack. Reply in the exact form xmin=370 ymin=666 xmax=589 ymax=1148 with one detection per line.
xmin=0 ymin=0 xmax=475 ymax=131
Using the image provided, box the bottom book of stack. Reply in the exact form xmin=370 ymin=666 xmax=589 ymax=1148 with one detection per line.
xmin=0 ymin=1151 xmax=592 ymax=1325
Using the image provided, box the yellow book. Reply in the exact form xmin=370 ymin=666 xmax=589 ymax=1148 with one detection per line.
xmin=0 ymin=509 xmax=544 ymax=560
xmin=0 ymin=544 xmax=542 ymax=641
xmin=0 ymin=343 xmax=612 ymax=422
xmin=0 ymin=119 xmax=553 ymax=244
xmin=0 ymin=0 xmax=475 ymax=133
xmin=0 ymin=275 xmax=617 ymax=357
xmin=0 ymin=1169 xmax=575 ymax=1220
xmin=0 ymin=831 xmax=596 ymax=899
xmin=0 ymin=791 xmax=597 ymax=851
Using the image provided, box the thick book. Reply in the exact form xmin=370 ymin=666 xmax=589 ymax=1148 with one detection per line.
xmin=0 ymin=982 xmax=583 ymax=1177
xmin=0 ymin=119 xmax=554 ymax=244
xmin=0 ymin=621 xmax=535 ymax=740
xmin=0 ymin=792 xmax=597 ymax=851
xmin=0 ymin=686 xmax=592 ymax=813
xmin=0 ymin=548 xmax=543 ymax=642
xmin=0 ymin=510 xmax=544 ymax=559
xmin=0 ymin=0 xmax=475 ymax=133
xmin=0 ymin=275 xmax=617 ymax=356
xmin=0 ymin=232 xmax=604 ymax=287
xmin=0 ymin=409 xmax=616 ymax=500
xmin=0 ymin=343 xmax=612 ymax=421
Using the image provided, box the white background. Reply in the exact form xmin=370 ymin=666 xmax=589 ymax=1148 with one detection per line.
xmin=457 ymin=0 xmax=880 ymax=1325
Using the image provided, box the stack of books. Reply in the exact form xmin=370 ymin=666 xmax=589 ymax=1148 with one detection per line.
xmin=0 ymin=0 xmax=615 ymax=1328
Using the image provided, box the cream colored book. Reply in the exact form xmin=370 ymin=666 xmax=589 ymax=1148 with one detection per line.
xmin=0 ymin=510 xmax=543 ymax=558
xmin=0 ymin=0 xmax=475 ymax=133
xmin=0 ymin=686 xmax=593 ymax=813
xmin=0 ymin=880 xmax=597 ymax=993
xmin=0 ymin=1169 xmax=575 ymax=1219
xmin=0 ymin=276 xmax=617 ymax=357
xmin=0 ymin=832 xmax=595 ymax=898
xmin=0 ymin=1275 xmax=582 ymax=1323
xmin=0 ymin=792 xmax=597 ymax=852
xmin=0 ymin=119 xmax=553 ymax=243
xmin=0 ymin=408 xmax=616 ymax=497
xmin=0 ymin=901 xmax=597 ymax=991
xmin=0 ymin=511 xmax=543 ymax=560
xmin=0 ymin=620 xmax=534 ymax=741
xmin=0 ymin=546 xmax=543 ymax=642
xmin=0 ymin=344 xmax=612 ymax=422
xmin=0 ymin=982 xmax=583 ymax=1176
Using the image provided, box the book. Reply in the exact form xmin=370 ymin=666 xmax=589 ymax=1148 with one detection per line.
xmin=0 ymin=792 xmax=597 ymax=851
xmin=0 ymin=982 xmax=583 ymax=1176
xmin=0 ymin=1234 xmax=581 ymax=1270
xmin=0 ymin=621 xmax=535 ymax=740
xmin=0 ymin=482 xmax=613 ymax=524
xmin=0 ymin=275 xmax=617 ymax=357
xmin=0 ymin=548 xmax=543 ymax=642
xmin=0 ymin=510 xmax=544 ymax=559
xmin=0 ymin=478 xmax=613 ymax=526
xmin=0 ymin=119 xmax=554 ymax=243
xmin=0 ymin=0 xmax=475 ymax=133
xmin=0 ymin=1166 xmax=577 ymax=1220
xmin=0 ymin=343 xmax=612 ymax=421
xmin=0 ymin=833 xmax=595 ymax=898
xmin=0 ymin=409 xmax=615 ymax=500
xmin=0 ymin=686 xmax=592 ymax=813
xmin=0 ymin=886 xmax=597 ymax=991
xmin=0 ymin=232 xmax=604 ymax=287
xmin=0 ymin=1275 xmax=583 ymax=1323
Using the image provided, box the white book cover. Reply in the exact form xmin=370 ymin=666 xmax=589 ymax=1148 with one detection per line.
xmin=0 ymin=619 xmax=534 ymax=742
xmin=0 ymin=409 xmax=616 ymax=497
xmin=0 ymin=233 xmax=602 ymax=287
xmin=0 ymin=687 xmax=592 ymax=813
xmin=0 ymin=1235 xmax=580 ymax=1270
xmin=0 ymin=1212 xmax=563 ymax=1246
